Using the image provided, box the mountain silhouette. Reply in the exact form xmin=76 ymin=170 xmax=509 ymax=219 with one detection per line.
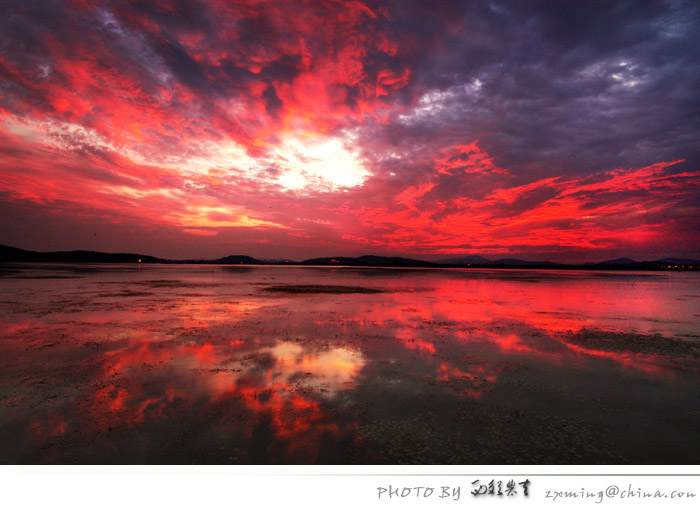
xmin=1 ymin=244 xmax=698 ymax=270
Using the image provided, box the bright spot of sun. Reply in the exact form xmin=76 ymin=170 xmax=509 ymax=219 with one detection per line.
xmin=275 ymin=134 xmax=370 ymax=192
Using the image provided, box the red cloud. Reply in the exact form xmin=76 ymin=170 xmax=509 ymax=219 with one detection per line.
xmin=336 ymin=143 xmax=699 ymax=257
xmin=0 ymin=2 xmax=698 ymax=261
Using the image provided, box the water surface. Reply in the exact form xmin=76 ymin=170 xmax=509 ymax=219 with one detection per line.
xmin=1 ymin=264 xmax=699 ymax=464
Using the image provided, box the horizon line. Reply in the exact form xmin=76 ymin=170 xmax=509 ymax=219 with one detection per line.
xmin=2 ymin=243 xmax=699 ymax=268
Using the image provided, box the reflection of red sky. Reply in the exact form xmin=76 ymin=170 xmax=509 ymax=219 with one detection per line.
xmin=30 ymin=416 xmax=68 ymax=438
xmin=77 ymin=337 xmax=365 ymax=460
xmin=11 ymin=271 xmax=696 ymax=457
xmin=428 ymin=276 xmax=678 ymax=333
xmin=202 ymin=341 xmax=365 ymax=397
xmin=0 ymin=320 xmax=33 ymax=335
xmin=177 ymin=301 xmax=266 ymax=329
xmin=338 ymin=276 xmax=689 ymax=378
xmin=562 ymin=342 xmax=676 ymax=377
xmin=484 ymin=332 xmax=547 ymax=357
xmin=0 ymin=298 xmax=267 ymax=341
xmin=436 ymin=362 xmax=497 ymax=399
xmin=394 ymin=328 xmax=436 ymax=354
xmin=232 ymin=380 xmax=342 ymax=460
xmin=481 ymin=331 xmax=680 ymax=377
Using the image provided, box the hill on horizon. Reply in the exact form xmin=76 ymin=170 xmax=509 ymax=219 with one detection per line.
xmin=1 ymin=244 xmax=699 ymax=269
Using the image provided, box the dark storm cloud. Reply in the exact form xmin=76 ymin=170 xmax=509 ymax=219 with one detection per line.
xmin=362 ymin=0 xmax=700 ymax=185
xmin=262 ymin=84 xmax=284 ymax=117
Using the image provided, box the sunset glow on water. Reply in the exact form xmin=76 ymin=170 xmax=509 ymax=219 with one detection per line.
xmin=1 ymin=264 xmax=698 ymax=464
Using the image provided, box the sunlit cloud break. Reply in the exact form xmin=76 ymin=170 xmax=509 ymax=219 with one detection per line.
xmin=0 ymin=0 xmax=698 ymax=261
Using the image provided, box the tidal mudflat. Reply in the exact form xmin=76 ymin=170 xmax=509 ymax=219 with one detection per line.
xmin=1 ymin=264 xmax=699 ymax=464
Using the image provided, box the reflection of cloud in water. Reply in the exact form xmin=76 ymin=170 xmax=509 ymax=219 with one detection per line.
xmin=176 ymin=300 xmax=267 ymax=329
xmin=2 ymin=265 xmax=699 ymax=463
xmin=265 ymin=341 xmax=365 ymax=395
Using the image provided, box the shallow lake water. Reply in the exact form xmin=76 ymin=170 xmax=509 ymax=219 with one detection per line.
xmin=1 ymin=263 xmax=699 ymax=464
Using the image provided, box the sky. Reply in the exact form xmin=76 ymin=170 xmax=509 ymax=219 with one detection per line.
xmin=1 ymin=0 xmax=699 ymax=262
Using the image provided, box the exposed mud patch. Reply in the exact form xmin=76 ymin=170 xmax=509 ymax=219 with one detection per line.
xmin=261 ymin=284 xmax=385 ymax=294
xmin=97 ymin=290 xmax=155 ymax=298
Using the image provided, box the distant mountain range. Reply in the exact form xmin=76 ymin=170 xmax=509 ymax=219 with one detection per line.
xmin=1 ymin=244 xmax=698 ymax=270
xmin=0 ymin=245 xmax=266 ymax=265
xmin=437 ymin=255 xmax=561 ymax=267
xmin=302 ymin=255 xmax=435 ymax=267
xmin=0 ymin=245 xmax=163 ymax=264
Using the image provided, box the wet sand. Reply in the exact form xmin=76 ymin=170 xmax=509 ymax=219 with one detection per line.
xmin=0 ymin=264 xmax=699 ymax=464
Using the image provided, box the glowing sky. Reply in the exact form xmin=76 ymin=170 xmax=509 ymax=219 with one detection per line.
xmin=1 ymin=0 xmax=699 ymax=261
